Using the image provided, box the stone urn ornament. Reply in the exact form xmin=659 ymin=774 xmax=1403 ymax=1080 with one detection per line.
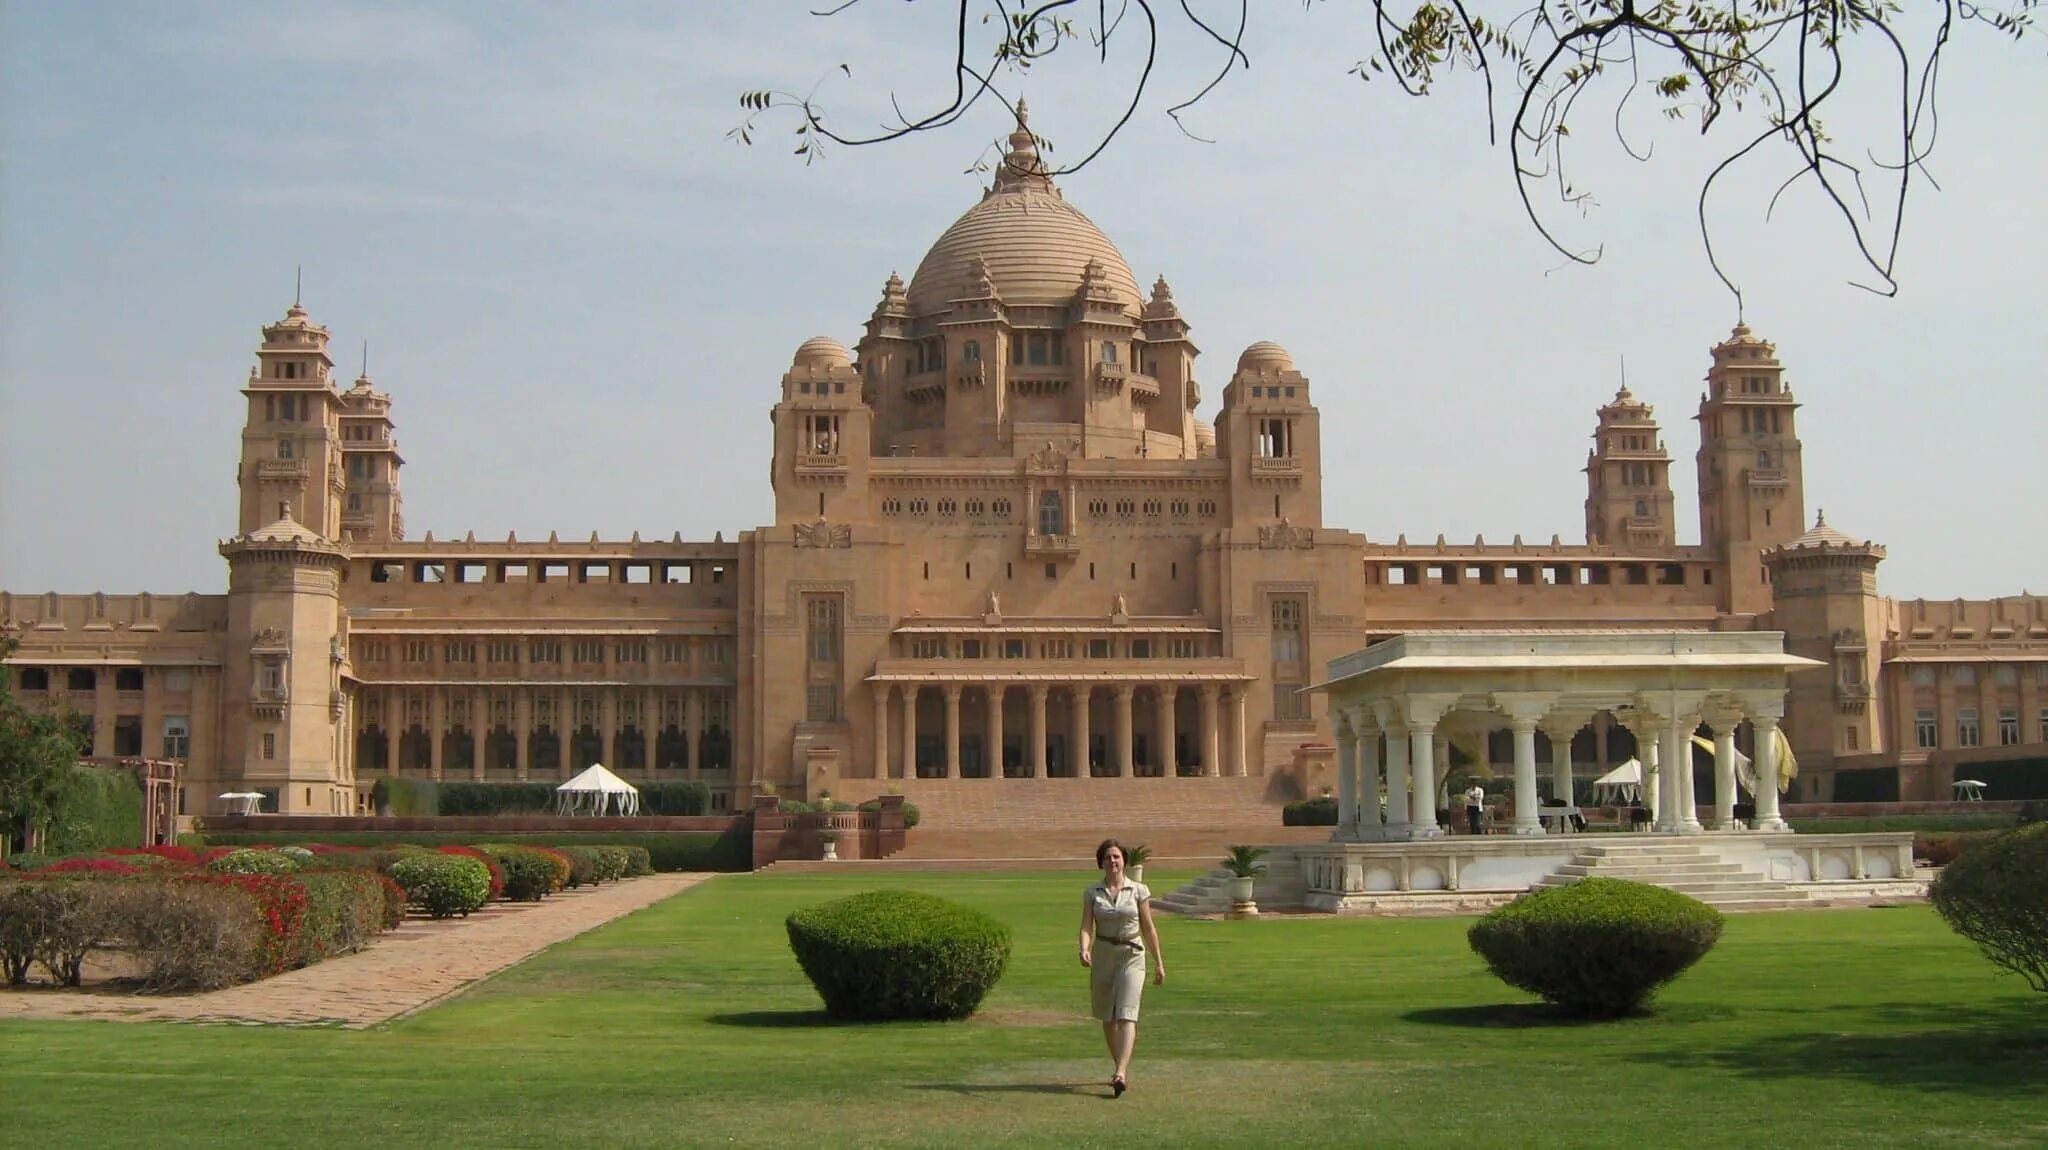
xmin=1124 ymin=842 xmax=1151 ymax=885
xmin=1223 ymin=844 xmax=1269 ymax=918
xmin=820 ymin=829 xmax=840 ymax=861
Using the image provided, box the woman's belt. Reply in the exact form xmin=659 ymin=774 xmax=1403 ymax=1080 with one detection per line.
xmin=1095 ymin=933 xmax=1143 ymax=952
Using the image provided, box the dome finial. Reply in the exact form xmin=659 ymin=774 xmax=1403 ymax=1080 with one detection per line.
xmin=1815 ymin=508 xmax=1826 ymax=527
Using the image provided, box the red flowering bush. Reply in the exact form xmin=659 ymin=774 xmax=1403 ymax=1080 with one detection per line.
xmin=437 ymin=846 xmax=506 ymax=900
xmin=181 ymin=872 xmax=308 ymax=975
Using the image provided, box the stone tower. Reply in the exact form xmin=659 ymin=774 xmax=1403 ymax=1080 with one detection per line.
xmin=237 ymin=301 xmax=345 ymax=540
xmin=1694 ymin=323 xmax=1805 ymax=617
xmin=338 ymin=367 xmax=405 ymax=543
xmin=1764 ymin=512 xmax=1888 ymax=781
xmin=218 ymin=502 xmax=351 ymax=814
xmin=770 ymin=337 xmax=872 ymax=524
xmin=1215 ymin=342 xmax=1324 ymax=528
xmin=1584 ymin=384 xmax=1677 ymax=548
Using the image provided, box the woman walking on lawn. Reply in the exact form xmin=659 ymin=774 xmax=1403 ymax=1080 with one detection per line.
xmin=1079 ymin=838 xmax=1165 ymax=1097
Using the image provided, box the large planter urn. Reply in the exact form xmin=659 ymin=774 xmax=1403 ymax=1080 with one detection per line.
xmin=1129 ymin=864 xmax=1145 ymax=885
xmin=820 ymin=839 xmax=839 ymax=861
xmin=1228 ymin=875 xmax=1257 ymax=914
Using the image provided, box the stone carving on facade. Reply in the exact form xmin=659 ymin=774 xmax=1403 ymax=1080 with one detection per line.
xmin=793 ymin=518 xmax=852 ymax=549
xmin=252 ymin=626 xmax=288 ymax=650
xmin=1026 ymin=440 xmax=1069 ymax=473
xmin=1259 ymin=517 xmax=1315 ymax=550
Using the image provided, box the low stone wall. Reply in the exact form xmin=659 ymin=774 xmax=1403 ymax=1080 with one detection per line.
xmin=1782 ymin=801 xmax=2025 ymax=819
xmin=749 ymin=795 xmax=908 ymax=868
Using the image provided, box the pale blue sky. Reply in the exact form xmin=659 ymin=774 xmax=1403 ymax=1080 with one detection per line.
xmin=2 ymin=2 xmax=2042 ymax=600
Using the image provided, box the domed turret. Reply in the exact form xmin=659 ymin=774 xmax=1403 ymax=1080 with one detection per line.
xmin=793 ymin=336 xmax=852 ymax=371
xmin=1236 ymin=341 xmax=1294 ymax=374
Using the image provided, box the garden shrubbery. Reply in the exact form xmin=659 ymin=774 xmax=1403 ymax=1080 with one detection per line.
xmin=786 ymin=890 xmax=1011 ymax=1021
xmin=1283 ymin=796 xmax=1339 ymax=826
xmin=1930 ymin=823 xmax=2048 ymax=992
xmin=207 ymin=848 xmax=302 ymax=876
xmin=390 ymin=854 xmax=494 ymax=919
xmin=1468 ymin=879 xmax=1724 ymax=1017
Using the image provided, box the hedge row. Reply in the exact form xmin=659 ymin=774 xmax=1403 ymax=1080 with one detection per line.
xmin=0 ymin=867 xmax=394 ymax=991
xmin=193 ymin=828 xmax=750 ymax=872
xmin=368 ymin=779 xmax=715 ymax=817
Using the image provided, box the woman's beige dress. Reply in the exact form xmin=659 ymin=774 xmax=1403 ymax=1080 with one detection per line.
xmin=1086 ymin=881 xmax=1151 ymax=1023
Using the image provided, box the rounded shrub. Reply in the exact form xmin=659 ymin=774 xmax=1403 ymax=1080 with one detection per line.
xmin=786 ymin=890 xmax=1012 ymax=1021
xmin=207 ymin=849 xmax=302 ymax=876
xmin=588 ymin=846 xmax=631 ymax=882
xmin=389 ymin=855 xmax=492 ymax=919
xmin=477 ymin=845 xmax=559 ymax=902
xmin=1930 ymin=823 xmax=2048 ymax=992
xmin=616 ymin=845 xmax=654 ymax=877
xmin=1468 ymin=878 xmax=1724 ymax=1017
xmin=551 ymin=846 xmax=601 ymax=887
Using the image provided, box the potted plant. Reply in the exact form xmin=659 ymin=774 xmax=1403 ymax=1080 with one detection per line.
xmin=1223 ymin=844 xmax=1269 ymax=915
xmin=818 ymin=828 xmax=841 ymax=862
xmin=1124 ymin=843 xmax=1151 ymax=884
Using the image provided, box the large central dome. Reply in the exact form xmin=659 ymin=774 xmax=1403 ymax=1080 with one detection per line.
xmin=904 ymin=104 xmax=1141 ymax=316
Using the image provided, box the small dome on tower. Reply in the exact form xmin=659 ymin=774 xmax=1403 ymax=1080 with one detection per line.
xmin=1237 ymin=341 xmax=1294 ymax=374
xmin=1783 ymin=509 xmax=1861 ymax=550
xmin=1193 ymin=420 xmax=1216 ymax=458
xmin=792 ymin=336 xmax=851 ymax=370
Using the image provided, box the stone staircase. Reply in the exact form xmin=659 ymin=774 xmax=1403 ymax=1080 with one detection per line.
xmin=1150 ymin=868 xmax=1239 ymax=916
xmin=1533 ymin=840 xmax=1812 ymax=911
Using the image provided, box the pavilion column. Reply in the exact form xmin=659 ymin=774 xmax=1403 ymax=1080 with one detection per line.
xmin=1672 ymin=704 xmax=1704 ymax=832
xmin=1381 ymin=716 xmax=1412 ymax=839
xmin=942 ymin=684 xmax=963 ymax=778
xmin=1637 ymin=716 xmax=1664 ymax=829
xmin=428 ymin=688 xmax=445 ymax=781
xmin=1356 ymin=720 xmax=1384 ymax=839
xmin=871 ymin=686 xmax=889 ymax=780
xmin=1229 ymin=688 xmax=1249 ymax=777
xmin=471 ymin=689 xmax=486 ymax=781
xmin=985 ymin=686 xmax=1004 ymax=778
xmin=1027 ymin=685 xmax=1049 ymax=777
xmin=1543 ymin=717 xmax=1576 ymax=805
xmin=1711 ymin=717 xmax=1740 ymax=830
xmin=897 ymin=687 xmax=916 ymax=779
xmin=1072 ymin=686 xmax=1093 ymax=777
xmin=1408 ymin=721 xmax=1442 ymax=839
xmin=1155 ymin=686 xmax=1177 ymax=777
xmin=1113 ymin=685 xmax=1136 ymax=777
xmin=1511 ymin=718 xmax=1544 ymax=836
xmin=514 ymin=688 xmax=532 ymax=781
xmin=1198 ymin=685 xmax=1221 ymax=777
xmin=383 ymin=689 xmax=398 ymax=777
xmin=1335 ymin=714 xmax=1358 ymax=841
xmin=1752 ymin=711 xmax=1789 ymax=830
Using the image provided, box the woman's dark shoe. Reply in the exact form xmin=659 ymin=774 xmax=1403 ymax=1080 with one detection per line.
xmin=1111 ymin=1076 xmax=1127 ymax=1098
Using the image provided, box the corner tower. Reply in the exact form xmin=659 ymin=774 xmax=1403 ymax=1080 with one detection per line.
xmin=1584 ymin=384 xmax=1676 ymax=547
xmin=1216 ymin=342 xmax=1324 ymax=527
xmin=339 ymin=368 xmax=405 ymax=543
xmin=1764 ymin=512 xmax=1887 ymax=776
xmin=1694 ymin=323 xmax=1805 ymax=616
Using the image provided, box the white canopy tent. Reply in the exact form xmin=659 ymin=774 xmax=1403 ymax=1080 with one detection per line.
xmin=217 ymin=791 xmax=266 ymax=815
xmin=553 ymin=764 xmax=641 ymax=816
xmin=1591 ymin=759 xmax=1642 ymax=806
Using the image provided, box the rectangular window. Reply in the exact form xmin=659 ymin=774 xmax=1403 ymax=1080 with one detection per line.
xmin=443 ymin=641 xmax=476 ymax=664
xmin=1129 ymin=638 xmax=1153 ymax=659
xmin=1957 ymin=707 xmax=1980 ymax=747
xmin=959 ymin=639 xmax=983 ymax=660
xmin=113 ymin=715 xmax=143 ymax=756
xmin=804 ymin=594 xmax=843 ymax=722
xmin=572 ymin=640 xmax=606 ymax=665
xmin=2039 ymin=709 xmax=2048 ymax=744
xmin=1167 ymin=637 xmax=1201 ymax=659
xmin=1270 ymin=599 xmax=1304 ymax=664
xmin=486 ymin=641 xmax=519 ymax=664
xmin=661 ymin=638 xmax=689 ymax=663
xmin=911 ymin=637 xmax=946 ymax=659
xmin=1001 ymin=638 xmax=1026 ymax=659
xmin=1039 ymin=639 xmax=1074 ymax=660
xmin=262 ymin=732 xmax=276 ymax=760
xmin=1270 ymin=597 xmax=1307 ymax=720
xmin=1953 ymin=666 xmax=1977 ymax=686
xmin=529 ymin=639 xmax=561 ymax=664
xmin=1910 ymin=665 xmax=1936 ymax=687
xmin=1915 ymin=709 xmax=1937 ymax=749
xmin=1999 ymin=708 xmax=2020 ymax=746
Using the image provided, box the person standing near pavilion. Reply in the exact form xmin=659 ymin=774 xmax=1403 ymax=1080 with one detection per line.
xmin=1464 ymin=782 xmax=1488 ymax=835
xmin=1080 ymin=839 xmax=1165 ymax=1097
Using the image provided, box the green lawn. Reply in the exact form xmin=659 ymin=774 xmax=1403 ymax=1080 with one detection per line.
xmin=3 ymin=870 xmax=2045 ymax=1149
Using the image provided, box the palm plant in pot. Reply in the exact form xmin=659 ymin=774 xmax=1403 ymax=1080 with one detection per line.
xmin=1124 ymin=843 xmax=1151 ymax=884
xmin=1223 ymin=844 xmax=1269 ymax=914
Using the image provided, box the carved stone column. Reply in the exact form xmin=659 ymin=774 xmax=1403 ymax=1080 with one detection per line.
xmin=427 ymin=688 xmax=445 ymax=781
xmin=514 ymin=688 xmax=532 ymax=781
xmin=872 ymin=686 xmax=890 ymax=781
xmin=985 ymin=685 xmax=1004 ymax=779
xmin=1154 ymin=685 xmax=1177 ymax=776
xmin=1027 ymin=684 xmax=1049 ymax=777
xmin=1072 ymin=686 xmax=1093 ymax=777
xmin=898 ymin=686 xmax=916 ymax=779
xmin=1197 ymin=684 xmax=1221 ymax=778
xmin=942 ymin=684 xmax=963 ymax=778
xmin=1113 ymin=684 xmax=1136 ymax=777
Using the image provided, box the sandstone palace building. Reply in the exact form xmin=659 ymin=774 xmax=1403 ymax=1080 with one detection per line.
xmin=5 ymin=112 xmax=2044 ymax=824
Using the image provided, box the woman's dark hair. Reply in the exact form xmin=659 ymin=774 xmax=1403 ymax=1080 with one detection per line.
xmin=1095 ymin=839 xmax=1125 ymax=868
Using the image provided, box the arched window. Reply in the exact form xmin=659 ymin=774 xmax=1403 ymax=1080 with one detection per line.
xmin=1038 ymin=490 xmax=1064 ymax=536
xmin=1758 ymin=450 xmax=1772 ymax=469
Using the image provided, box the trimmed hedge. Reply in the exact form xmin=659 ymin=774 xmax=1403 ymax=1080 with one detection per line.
xmin=1283 ymin=797 xmax=1339 ymax=826
xmin=436 ymin=783 xmax=558 ymax=816
xmin=1929 ymin=823 xmax=2048 ymax=991
xmin=390 ymin=855 xmax=493 ymax=919
xmin=197 ymin=829 xmax=751 ymax=872
xmin=477 ymin=845 xmax=561 ymax=901
xmin=855 ymin=798 xmax=922 ymax=829
xmin=1468 ymin=878 xmax=1724 ymax=1017
xmin=207 ymin=849 xmax=302 ymax=876
xmin=292 ymin=871 xmax=392 ymax=965
xmin=786 ymin=890 xmax=1011 ymax=1021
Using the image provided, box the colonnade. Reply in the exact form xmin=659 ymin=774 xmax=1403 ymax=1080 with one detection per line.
xmin=871 ymin=680 xmax=1251 ymax=779
xmin=1330 ymin=690 xmax=1790 ymax=840
xmin=354 ymin=685 xmax=734 ymax=782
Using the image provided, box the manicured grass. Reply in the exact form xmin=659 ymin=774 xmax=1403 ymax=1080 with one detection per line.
xmin=3 ymin=870 xmax=2045 ymax=1149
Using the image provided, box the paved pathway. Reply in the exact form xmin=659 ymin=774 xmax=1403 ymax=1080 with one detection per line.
xmin=0 ymin=872 xmax=713 ymax=1029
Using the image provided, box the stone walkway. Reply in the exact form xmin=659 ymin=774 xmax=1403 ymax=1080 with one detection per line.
xmin=0 ymin=872 xmax=713 ymax=1029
